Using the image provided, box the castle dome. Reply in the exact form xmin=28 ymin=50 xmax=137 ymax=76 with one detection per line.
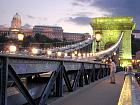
xmin=11 ymin=13 xmax=21 ymax=29
xmin=13 ymin=13 xmax=21 ymax=20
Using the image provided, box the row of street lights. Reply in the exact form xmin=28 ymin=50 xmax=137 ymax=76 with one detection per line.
xmin=6 ymin=29 xmax=103 ymax=60
xmin=8 ymin=43 xmax=97 ymax=59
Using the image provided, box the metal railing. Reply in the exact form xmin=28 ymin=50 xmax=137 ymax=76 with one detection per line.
xmin=118 ymin=74 xmax=140 ymax=105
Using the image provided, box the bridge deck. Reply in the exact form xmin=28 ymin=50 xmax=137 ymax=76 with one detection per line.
xmin=49 ymin=72 xmax=124 ymax=105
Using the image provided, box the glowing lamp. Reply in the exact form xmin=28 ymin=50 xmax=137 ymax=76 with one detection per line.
xmin=83 ymin=53 xmax=86 ymax=58
xmin=78 ymin=53 xmax=81 ymax=57
xmin=9 ymin=45 xmax=17 ymax=53
xmin=87 ymin=53 xmax=90 ymax=57
xmin=32 ymin=48 xmax=38 ymax=54
xmin=72 ymin=53 xmax=75 ymax=58
xmin=17 ymin=33 xmax=24 ymax=41
xmin=113 ymin=52 xmax=116 ymax=55
xmin=64 ymin=53 xmax=68 ymax=57
xmin=57 ymin=52 xmax=62 ymax=57
xmin=95 ymin=32 xmax=102 ymax=42
xmin=74 ymin=51 xmax=78 ymax=55
xmin=11 ymin=28 xmax=19 ymax=32
xmin=47 ymin=50 xmax=52 ymax=55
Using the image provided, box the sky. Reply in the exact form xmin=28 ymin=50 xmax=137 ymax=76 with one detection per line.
xmin=0 ymin=0 xmax=140 ymax=35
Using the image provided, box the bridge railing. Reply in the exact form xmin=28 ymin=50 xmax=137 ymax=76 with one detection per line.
xmin=118 ymin=74 xmax=140 ymax=105
xmin=0 ymin=54 xmax=110 ymax=105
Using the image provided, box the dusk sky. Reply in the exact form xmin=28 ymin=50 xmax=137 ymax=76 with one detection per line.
xmin=0 ymin=0 xmax=140 ymax=34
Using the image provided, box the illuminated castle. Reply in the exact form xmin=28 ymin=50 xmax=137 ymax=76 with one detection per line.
xmin=11 ymin=13 xmax=21 ymax=30
xmin=0 ymin=13 xmax=90 ymax=41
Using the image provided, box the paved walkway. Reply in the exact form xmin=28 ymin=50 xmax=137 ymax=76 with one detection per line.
xmin=49 ymin=72 xmax=125 ymax=105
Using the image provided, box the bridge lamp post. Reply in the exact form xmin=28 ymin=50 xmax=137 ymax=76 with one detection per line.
xmin=64 ymin=52 xmax=68 ymax=57
xmin=78 ymin=53 xmax=81 ymax=59
xmin=78 ymin=53 xmax=81 ymax=57
xmin=17 ymin=32 xmax=24 ymax=41
xmin=47 ymin=50 xmax=52 ymax=57
xmin=74 ymin=51 xmax=78 ymax=55
xmin=9 ymin=45 xmax=17 ymax=54
xmin=95 ymin=32 xmax=102 ymax=52
xmin=31 ymin=48 xmax=38 ymax=55
xmin=83 ymin=53 xmax=86 ymax=58
xmin=17 ymin=32 xmax=24 ymax=53
xmin=87 ymin=53 xmax=90 ymax=57
xmin=57 ymin=51 xmax=62 ymax=58
xmin=72 ymin=53 xmax=75 ymax=59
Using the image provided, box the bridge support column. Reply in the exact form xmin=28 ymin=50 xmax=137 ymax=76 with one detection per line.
xmin=90 ymin=64 xmax=95 ymax=82
xmin=39 ymin=62 xmax=64 ymax=105
xmin=0 ymin=57 xmax=8 ymax=105
xmin=72 ymin=63 xmax=84 ymax=90
xmin=63 ymin=68 xmax=73 ymax=92
xmin=79 ymin=69 xmax=84 ymax=87
xmin=8 ymin=65 xmax=36 ymax=105
xmin=55 ymin=66 xmax=63 ymax=97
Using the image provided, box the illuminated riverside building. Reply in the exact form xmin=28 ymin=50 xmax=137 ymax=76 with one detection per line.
xmin=33 ymin=25 xmax=91 ymax=41
xmin=0 ymin=13 xmax=91 ymax=42
xmin=0 ymin=13 xmax=32 ymax=38
xmin=11 ymin=13 xmax=21 ymax=30
xmin=33 ymin=25 xmax=63 ymax=41
xmin=63 ymin=32 xmax=90 ymax=42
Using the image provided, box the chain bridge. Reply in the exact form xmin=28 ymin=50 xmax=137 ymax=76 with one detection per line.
xmin=0 ymin=16 xmax=140 ymax=105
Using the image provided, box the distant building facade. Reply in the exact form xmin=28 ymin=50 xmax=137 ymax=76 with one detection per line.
xmin=33 ymin=25 xmax=91 ymax=41
xmin=0 ymin=13 xmax=91 ymax=42
xmin=63 ymin=32 xmax=91 ymax=42
xmin=33 ymin=25 xmax=63 ymax=41
xmin=0 ymin=13 xmax=32 ymax=39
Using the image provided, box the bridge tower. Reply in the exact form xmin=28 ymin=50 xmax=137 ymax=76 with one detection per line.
xmin=90 ymin=17 xmax=135 ymax=67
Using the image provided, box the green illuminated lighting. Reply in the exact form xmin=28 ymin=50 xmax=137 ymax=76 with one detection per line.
xmin=91 ymin=16 xmax=135 ymax=67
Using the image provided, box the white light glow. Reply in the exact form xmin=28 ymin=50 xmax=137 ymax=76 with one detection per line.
xmin=57 ymin=52 xmax=62 ymax=57
xmin=32 ymin=48 xmax=38 ymax=54
xmin=9 ymin=45 xmax=17 ymax=53
xmin=18 ymin=33 xmax=24 ymax=41
xmin=47 ymin=50 xmax=52 ymax=55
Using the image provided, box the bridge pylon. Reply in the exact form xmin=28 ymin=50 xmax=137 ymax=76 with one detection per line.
xmin=90 ymin=16 xmax=135 ymax=67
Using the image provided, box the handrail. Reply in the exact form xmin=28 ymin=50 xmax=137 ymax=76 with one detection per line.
xmin=118 ymin=75 xmax=132 ymax=105
xmin=118 ymin=74 xmax=140 ymax=105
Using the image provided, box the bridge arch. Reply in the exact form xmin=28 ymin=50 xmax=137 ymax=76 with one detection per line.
xmin=90 ymin=17 xmax=135 ymax=67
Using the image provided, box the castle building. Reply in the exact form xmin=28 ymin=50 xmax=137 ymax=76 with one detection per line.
xmin=33 ymin=25 xmax=63 ymax=41
xmin=11 ymin=13 xmax=21 ymax=30
xmin=0 ymin=13 xmax=32 ymax=39
xmin=0 ymin=13 xmax=91 ymax=42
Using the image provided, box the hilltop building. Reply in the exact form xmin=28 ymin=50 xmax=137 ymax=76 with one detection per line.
xmin=0 ymin=13 xmax=91 ymax=41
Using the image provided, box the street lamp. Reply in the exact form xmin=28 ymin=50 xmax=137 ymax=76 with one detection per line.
xmin=31 ymin=47 xmax=38 ymax=55
xmin=57 ymin=51 xmax=62 ymax=58
xmin=47 ymin=50 xmax=52 ymax=57
xmin=17 ymin=32 xmax=24 ymax=54
xmin=17 ymin=32 xmax=24 ymax=41
xmin=9 ymin=45 xmax=17 ymax=53
xmin=95 ymin=32 xmax=102 ymax=52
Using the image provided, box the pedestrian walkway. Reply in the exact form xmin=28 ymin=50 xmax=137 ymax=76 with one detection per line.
xmin=49 ymin=72 xmax=125 ymax=105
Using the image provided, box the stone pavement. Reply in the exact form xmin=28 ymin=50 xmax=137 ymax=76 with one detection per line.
xmin=49 ymin=72 xmax=125 ymax=105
